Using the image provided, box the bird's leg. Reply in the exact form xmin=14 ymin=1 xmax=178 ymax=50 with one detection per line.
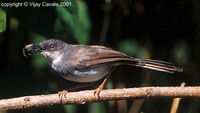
xmin=94 ymin=67 xmax=115 ymax=98
xmin=58 ymin=82 xmax=94 ymax=102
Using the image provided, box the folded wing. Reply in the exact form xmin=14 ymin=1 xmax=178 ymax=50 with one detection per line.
xmin=67 ymin=45 xmax=183 ymax=73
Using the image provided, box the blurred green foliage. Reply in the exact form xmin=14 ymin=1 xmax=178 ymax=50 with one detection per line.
xmin=0 ymin=8 xmax=6 ymax=32
xmin=0 ymin=0 xmax=200 ymax=113
xmin=63 ymin=105 xmax=77 ymax=113
xmin=119 ymin=38 xmax=142 ymax=58
xmin=30 ymin=33 xmax=48 ymax=69
xmin=172 ymin=41 xmax=190 ymax=65
xmin=89 ymin=103 xmax=106 ymax=113
xmin=55 ymin=0 xmax=91 ymax=44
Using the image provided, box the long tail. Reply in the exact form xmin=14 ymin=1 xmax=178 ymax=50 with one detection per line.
xmin=133 ymin=59 xmax=183 ymax=73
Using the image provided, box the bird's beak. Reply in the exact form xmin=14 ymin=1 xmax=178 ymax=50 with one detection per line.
xmin=23 ymin=44 xmax=44 ymax=57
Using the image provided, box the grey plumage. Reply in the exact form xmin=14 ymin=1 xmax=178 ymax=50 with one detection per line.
xmin=23 ymin=39 xmax=183 ymax=83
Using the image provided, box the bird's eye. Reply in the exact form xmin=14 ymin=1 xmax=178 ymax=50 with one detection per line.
xmin=50 ymin=45 xmax=56 ymax=50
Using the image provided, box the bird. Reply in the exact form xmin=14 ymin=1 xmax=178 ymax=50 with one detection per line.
xmin=23 ymin=39 xmax=183 ymax=98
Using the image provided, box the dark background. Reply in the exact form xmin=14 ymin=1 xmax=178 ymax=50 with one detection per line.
xmin=0 ymin=0 xmax=200 ymax=113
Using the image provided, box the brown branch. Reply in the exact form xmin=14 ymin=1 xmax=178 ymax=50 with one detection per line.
xmin=1 ymin=86 xmax=200 ymax=111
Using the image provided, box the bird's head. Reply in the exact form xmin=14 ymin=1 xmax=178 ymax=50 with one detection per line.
xmin=23 ymin=39 xmax=66 ymax=63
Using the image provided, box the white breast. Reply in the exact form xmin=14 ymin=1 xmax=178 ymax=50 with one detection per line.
xmin=52 ymin=53 xmax=63 ymax=64
xmin=61 ymin=65 xmax=111 ymax=83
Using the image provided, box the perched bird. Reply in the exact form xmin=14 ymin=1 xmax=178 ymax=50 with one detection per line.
xmin=23 ymin=39 xmax=183 ymax=98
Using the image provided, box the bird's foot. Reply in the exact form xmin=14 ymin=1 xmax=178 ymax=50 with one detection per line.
xmin=94 ymin=85 xmax=103 ymax=99
xmin=58 ymin=90 xmax=68 ymax=103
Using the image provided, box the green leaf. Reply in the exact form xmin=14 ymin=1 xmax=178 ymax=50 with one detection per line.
xmin=0 ymin=8 xmax=6 ymax=32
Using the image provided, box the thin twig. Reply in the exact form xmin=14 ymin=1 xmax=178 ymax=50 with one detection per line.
xmin=0 ymin=86 xmax=200 ymax=111
xmin=170 ymin=82 xmax=186 ymax=113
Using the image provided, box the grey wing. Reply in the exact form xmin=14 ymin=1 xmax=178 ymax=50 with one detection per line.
xmin=66 ymin=45 xmax=183 ymax=73
xmin=66 ymin=45 xmax=137 ymax=69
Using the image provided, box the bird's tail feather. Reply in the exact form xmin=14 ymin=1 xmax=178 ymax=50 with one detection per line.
xmin=133 ymin=59 xmax=183 ymax=73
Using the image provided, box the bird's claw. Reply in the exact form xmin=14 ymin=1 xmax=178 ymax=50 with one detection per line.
xmin=94 ymin=86 xmax=103 ymax=99
xmin=58 ymin=90 xmax=68 ymax=103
